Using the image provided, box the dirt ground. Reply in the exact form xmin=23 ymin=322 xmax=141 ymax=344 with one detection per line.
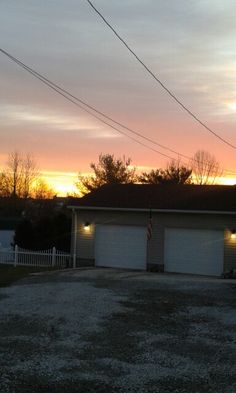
xmin=0 ymin=268 xmax=235 ymax=393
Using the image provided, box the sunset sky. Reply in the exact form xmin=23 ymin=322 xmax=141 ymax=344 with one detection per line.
xmin=0 ymin=0 xmax=236 ymax=194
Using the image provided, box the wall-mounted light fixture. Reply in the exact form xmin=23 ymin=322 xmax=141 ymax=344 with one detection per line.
xmin=231 ymin=229 xmax=236 ymax=239
xmin=84 ymin=222 xmax=90 ymax=231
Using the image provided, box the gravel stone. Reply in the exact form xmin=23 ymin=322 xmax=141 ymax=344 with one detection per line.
xmin=0 ymin=268 xmax=235 ymax=392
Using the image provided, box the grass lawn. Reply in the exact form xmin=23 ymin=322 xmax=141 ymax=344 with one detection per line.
xmin=0 ymin=264 xmax=60 ymax=287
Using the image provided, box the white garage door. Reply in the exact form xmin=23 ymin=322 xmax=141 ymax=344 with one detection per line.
xmin=164 ymin=228 xmax=224 ymax=276
xmin=95 ymin=225 xmax=147 ymax=270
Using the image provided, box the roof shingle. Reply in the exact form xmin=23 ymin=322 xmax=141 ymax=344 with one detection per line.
xmin=69 ymin=184 xmax=236 ymax=212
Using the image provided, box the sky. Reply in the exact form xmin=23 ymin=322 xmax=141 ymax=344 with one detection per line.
xmin=0 ymin=0 xmax=236 ymax=194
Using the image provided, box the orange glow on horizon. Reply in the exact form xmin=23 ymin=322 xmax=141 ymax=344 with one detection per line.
xmin=219 ymin=176 xmax=236 ymax=186
xmin=41 ymin=171 xmax=78 ymax=196
xmin=41 ymin=170 xmax=236 ymax=197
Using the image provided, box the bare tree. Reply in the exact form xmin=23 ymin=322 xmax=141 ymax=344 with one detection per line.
xmin=7 ymin=151 xmax=23 ymax=197
xmin=0 ymin=171 xmax=11 ymax=197
xmin=191 ymin=150 xmax=222 ymax=185
xmin=32 ymin=178 xmax=55 ymax=199
xmin=21 ymin=154 xmax=38 ymax=198
xmin=0 ymin=151 xmax=39 ymax=197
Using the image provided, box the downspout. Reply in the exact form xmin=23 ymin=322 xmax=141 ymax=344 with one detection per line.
xmin=72 ymin=209 xmax=77 ymax=268
xmin=146 ymin=207 xmax=152 ymax=271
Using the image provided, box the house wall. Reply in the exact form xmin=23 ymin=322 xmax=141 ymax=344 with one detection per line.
xmin=74 ymin=210 xmax=236 ymax=273
xmin=73 ymin=210 xmax=148 ymax=267
xmin=0 ymin=230 xmax=14 ymax=249
xmin=148 ymin=213 xmax=236 ymax=273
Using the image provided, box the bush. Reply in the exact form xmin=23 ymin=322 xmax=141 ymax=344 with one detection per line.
xmin=14 ymin=213 xmax=71 ymax=251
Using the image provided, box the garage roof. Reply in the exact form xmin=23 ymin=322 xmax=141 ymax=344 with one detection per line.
xmin=68 ymin=184 xmax=236 ymax=212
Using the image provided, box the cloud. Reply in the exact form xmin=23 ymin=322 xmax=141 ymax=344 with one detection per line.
xmin=0 ymin=104 xmax=122 ymax=138
xmin=0 ymin=0 xmax=236 ymax=175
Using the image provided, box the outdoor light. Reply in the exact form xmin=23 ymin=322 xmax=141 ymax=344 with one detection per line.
xmin=231 ymin=229 xmax=236 ymax=239
xmin=84 ymin=222 xmax=90 ymax=231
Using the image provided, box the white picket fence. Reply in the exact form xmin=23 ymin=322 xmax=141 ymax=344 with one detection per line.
xmin=0 ymin=245 xmax=71 ymax=268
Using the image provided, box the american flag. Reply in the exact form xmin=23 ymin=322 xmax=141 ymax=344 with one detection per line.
xmin=147 ymin=210 xmax=153 ymax=240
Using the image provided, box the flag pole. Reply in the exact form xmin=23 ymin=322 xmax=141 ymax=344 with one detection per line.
xmin=147 ymin=208 xmax=152 ymax=240
xmin=146 ymin=207 xmax=152 ymax=270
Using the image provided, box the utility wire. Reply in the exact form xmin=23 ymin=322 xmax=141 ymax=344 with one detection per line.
xmin=0 ymin=48 xmax=189 ymax=161
xmin=0 ymin=48 xmax=176 ymax=162
xmin=0 ymin=48 xmax=235 ymax=174
xmin=85 ymin=0 xmax=236 ymax=150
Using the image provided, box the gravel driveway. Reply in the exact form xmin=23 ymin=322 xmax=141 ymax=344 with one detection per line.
xmin=0 ymin=268 xmax=235 ymax=393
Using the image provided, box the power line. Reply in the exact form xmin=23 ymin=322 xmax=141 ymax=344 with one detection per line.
xmin=0 ymin=48 xmax=191 ymax=161
xmin=0 ymin=48 xmax=176 ymax=162
xmin=85 ymin=0 xmax=236 ymax=151
xmin=3 ymin=47 xmax=222 ymax=170
xmin=0 ymin=48 xmax=190 ymax=160
xmin=0 ymin=48 xmax=235 ymax=175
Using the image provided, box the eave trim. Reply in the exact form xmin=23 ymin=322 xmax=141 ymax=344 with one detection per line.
xmin=67 ymin=205 xmax=236 ymax=215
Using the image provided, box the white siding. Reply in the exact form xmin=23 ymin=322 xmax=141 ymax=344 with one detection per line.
xmin=75 ymin=210 xmax=236 ymax=272
xmin=0 ymin=230 xmax=14 ymax=249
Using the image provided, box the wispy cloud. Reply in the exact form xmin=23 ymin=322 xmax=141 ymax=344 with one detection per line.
xmin=0 ymin=104 xmax=121 ymax=138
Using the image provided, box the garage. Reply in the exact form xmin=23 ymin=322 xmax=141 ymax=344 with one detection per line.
xmin=95 ymin=224 xmax=147 ymax=270
xmin=164 ymin=228 xmax=224 ymax=276
xmin=69 ymin=184 xmax=236 ymax=274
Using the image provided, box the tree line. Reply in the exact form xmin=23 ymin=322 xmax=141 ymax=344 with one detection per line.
xmin=0 ymin=149 xmax=223 ymax=199
xmin=1 ymin=149 xmax=222 ymax=251
xmin=76 ymin=150 xmax=222 ymax=195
